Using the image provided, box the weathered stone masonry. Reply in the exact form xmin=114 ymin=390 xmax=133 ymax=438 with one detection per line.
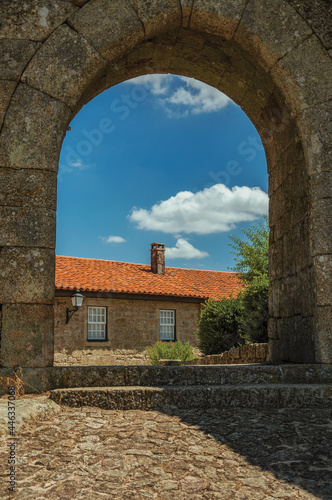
xmin=0 ymin=1 xmax=331 ymax=381
xmin=54 ymin=295 xmax=201 ymax=366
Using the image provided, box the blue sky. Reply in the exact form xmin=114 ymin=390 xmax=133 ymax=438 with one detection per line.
xmin=56 ymin=74 xmax=268 ymax=272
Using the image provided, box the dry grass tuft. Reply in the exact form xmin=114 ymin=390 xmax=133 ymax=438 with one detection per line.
xmin=0 ymin=367 xmax=39 ymax=398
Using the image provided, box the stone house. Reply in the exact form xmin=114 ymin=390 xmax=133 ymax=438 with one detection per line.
xmin=54 ymin=244 xmax=243 ymax=366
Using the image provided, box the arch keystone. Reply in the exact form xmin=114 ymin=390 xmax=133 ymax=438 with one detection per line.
xmin=68 ymin=0 xmax=145 ymax=61
xmin=180 ymin=0 xmax=194 ymax=28
xmin=129 ymin=0 xmax=181 ymax=38
xmin=190 ymin=0 xmax=248 ymax=40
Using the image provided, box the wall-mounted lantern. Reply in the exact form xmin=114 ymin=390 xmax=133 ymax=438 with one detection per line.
xmin=66 ymin=290 xmax=84 ymax=324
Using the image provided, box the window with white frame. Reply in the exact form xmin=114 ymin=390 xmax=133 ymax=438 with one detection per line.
xmin=159 ymin=310 xmax=175 ymax=341
xmin=87 ymin=306 xmax=107 ymax=341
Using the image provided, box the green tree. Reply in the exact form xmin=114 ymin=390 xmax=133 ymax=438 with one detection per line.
xmin=229 ymin=215 xmax=269 ymax=284
xmin=229 ymin=215 xmax=269 ymax=343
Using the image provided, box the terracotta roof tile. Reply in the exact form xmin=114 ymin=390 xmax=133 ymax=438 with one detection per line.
xmin=55 ymin=255 xmax=244 ymax=300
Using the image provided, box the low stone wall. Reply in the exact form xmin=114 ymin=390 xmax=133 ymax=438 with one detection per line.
xmin=54 ymin=349 xmax=149 ymax=366
xmin=54 ymin=347 xmax=203 ymax=367
xmin=49 ymin=384 xmax=332 ymax=410
xmin=1 ymin=364 xmax=332 ymax=395
xmin=187 ymin=343 xmax=268 ymax=365
xmin=54 ymin=344 xmax=267 ymax=367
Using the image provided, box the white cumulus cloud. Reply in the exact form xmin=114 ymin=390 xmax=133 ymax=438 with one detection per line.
xmin=166 ymin=238 xmax=209 ymax=259
xmin=101 ymin=235 xmax=126 ymax=244
xmin=165 ymin=77 xmax=230 ymax=115
xmin=126 ymin=74 xmax=172 ymax=95
xmin=125 ymin=74 xmax=231 ymax=117
xmin=129 ymin=184 xmax=268 ymax=235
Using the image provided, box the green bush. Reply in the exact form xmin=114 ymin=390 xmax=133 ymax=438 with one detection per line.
xmin=228 ymin=215 xmax=269 ymax=345
xmin=197 ymin=296 xmax=245 ymax=355
xmin=240 ymin=274 xmax=269 ymax=344
xmin=146 ymin=341 xmax=197 ymax=365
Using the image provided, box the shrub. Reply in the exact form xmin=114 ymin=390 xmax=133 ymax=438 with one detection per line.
xmin=240 ymin=274 xmax=269 ymax=344
xmin=228 ymin=215 xmax=269 ymax=345
xmin=146 ymin=340 xmax=197 ymax=365
xmin=197 ymin=296 xmax=244 ymax=355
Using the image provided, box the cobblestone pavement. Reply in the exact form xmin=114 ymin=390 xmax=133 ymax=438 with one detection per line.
xmin=1 ymin=404 xmax=331 ymax=499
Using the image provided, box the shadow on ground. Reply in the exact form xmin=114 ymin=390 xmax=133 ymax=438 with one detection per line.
xmin=164 ymin=406 xmax=332 ymax=499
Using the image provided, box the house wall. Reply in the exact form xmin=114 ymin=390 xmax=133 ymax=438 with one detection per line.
xmin=54 ymin=296 xmax=202 ymax=366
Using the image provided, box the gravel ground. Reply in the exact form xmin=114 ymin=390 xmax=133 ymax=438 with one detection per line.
xmin=0 ymin=399 xmax=331 ymax=499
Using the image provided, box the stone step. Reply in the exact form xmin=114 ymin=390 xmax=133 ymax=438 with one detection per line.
xmin=48 ymin=364 xmax=332 ymax=390
xmin=49 ymin=384 xmax=332 ymax=410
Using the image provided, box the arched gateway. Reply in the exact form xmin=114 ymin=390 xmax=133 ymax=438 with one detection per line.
xmin=0 ymin=0 xmax=331 ymax=378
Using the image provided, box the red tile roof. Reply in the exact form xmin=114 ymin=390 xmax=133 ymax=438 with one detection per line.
xmin=55 ymin=256 xmax=244 ymax=300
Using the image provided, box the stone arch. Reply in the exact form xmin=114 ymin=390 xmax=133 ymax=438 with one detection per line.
xmin=0 ymin=0 xmax=331 ymax=373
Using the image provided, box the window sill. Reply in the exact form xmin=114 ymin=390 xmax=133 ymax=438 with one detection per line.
xmin=87 ymin=339 xmax=109 ymax=342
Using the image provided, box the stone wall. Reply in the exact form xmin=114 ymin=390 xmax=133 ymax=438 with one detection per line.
xmin=188 ymin=343 xmax=268 ymax=366
xmin=0 ymin=0 xmax=331 ymax=369
xmin=54 ymin=296 xmax=201 ymax=366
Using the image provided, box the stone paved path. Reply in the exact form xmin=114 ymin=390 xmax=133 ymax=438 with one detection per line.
xmin=0 ymin=404 xmax=331 ymax=499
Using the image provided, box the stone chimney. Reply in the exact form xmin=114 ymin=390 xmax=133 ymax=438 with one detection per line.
xmin=150 ymin=243 xmax=165 ymax=275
